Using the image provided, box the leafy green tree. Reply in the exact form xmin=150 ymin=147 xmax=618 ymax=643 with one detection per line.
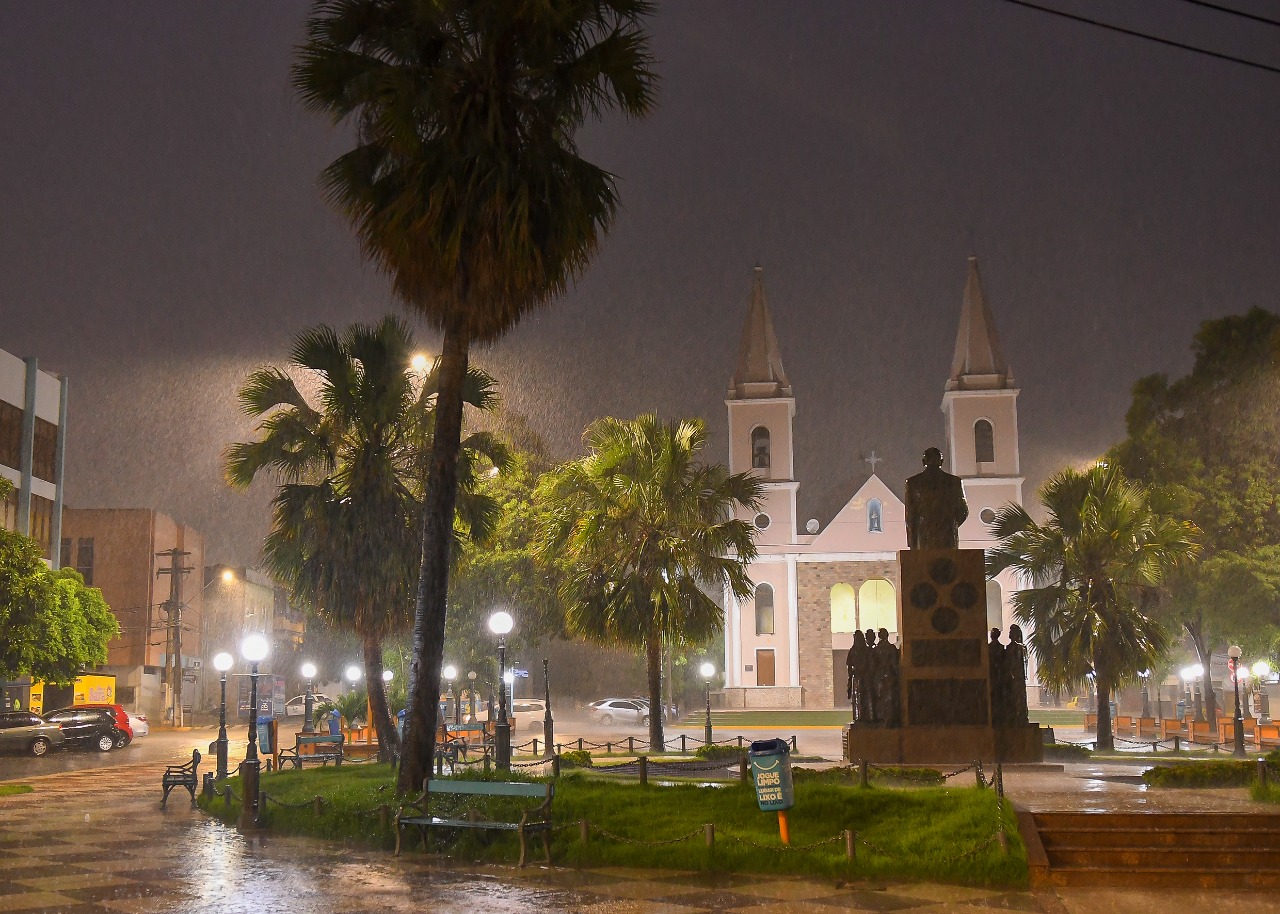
xmin=1111 ymin=308 xmax=1280 ymax=721
xmin=536 ymin=414 xmax=762 ymax=749
xmin=987 ymin=464 xmax=1199 ymax=750
xmin=225 ymin=317 xmax=504 ymax=758
xmin=293 ymin=0 xmax=657 ymax=792
xmin=0 ymin=528 xmax=118 ymax=685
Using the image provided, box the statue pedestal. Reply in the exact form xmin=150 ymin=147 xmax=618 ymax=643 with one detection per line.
xmin=844 ymin=723 xmax=1044 ymax=764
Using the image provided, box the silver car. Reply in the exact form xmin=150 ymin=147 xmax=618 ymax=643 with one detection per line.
xmin=587 ymin=699 xmax=649 ymax=727
xmin=0 ymin=711 xmax=67 ymax=756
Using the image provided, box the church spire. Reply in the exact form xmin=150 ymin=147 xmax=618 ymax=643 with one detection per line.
xmin=947 ymin=256 xmax=1013 ymax=391
xmin=728 ymin=265 xmax=792 ymax=400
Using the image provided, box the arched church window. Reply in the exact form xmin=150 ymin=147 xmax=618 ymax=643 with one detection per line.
xmin=754 ymin=583 xmax=775 ymax=635
xmin=830 ymin=583 xmax=857 ymax=633
xmin=751 ymin=426 xmax=771 ymax=469
xmin=867 ymin=498 xmax=883 ymax=533
xmin=859 ymin=579 xmax=896 ymax=635
xmin=974 ymin=420 xmax=995 ymax=464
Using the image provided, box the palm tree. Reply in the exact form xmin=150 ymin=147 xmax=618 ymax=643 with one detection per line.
xmin=987 ymin=464 xmax=1199 ymax=750
xmin=293 ymin=0 xmax=658 ymax=791
xmin=225 ymin=317 xmax=504 ymax=758
xmin=537 ymin=415 xmax=762 ymax=749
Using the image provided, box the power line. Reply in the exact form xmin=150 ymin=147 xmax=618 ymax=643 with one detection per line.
xmin=1177 ymin=0 xmax=1280 ymax=29
xmin=994 ymin=0 xmax=1280 ymax=76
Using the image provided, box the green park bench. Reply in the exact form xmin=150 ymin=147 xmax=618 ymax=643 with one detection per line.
xmin=394 ymin=779 xmax=555 ymax=866
xmin=161 ymin=749 xmax=201 ymax=808
xmin=278 ymin=733 xmax=344 ymax=769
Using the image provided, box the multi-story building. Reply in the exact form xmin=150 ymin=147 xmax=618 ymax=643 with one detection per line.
xmin=59 ymin=508 xmax=205 ymax=720
xmin=200 ymin=565 xmax=306 ymax=705
xmin=0 ymin=348 xmax=68 ymax=564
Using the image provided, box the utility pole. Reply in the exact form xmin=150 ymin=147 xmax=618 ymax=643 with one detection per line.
xmin=156 ymin=548 xmax=192 ymax=728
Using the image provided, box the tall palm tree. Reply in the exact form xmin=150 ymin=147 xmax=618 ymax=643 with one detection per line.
xmin=537 ymin=415 xmax=762 ymax=749
xmin=292 ymin=0 xmax=658 ymax=791
xmin=987 ymin=464 xmax=1199 ymax=750
xmin=225 ymin=317 xmax=504 ymax=758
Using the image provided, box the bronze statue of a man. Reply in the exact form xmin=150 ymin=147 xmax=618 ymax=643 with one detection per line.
xmin=904 ymin=447 xmax=969 ymax=550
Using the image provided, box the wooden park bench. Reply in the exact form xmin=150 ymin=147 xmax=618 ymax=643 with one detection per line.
xmin=1114 ymin=715 xmax=1136 ymax=736
xmin=395 ymin=779 xmax=554 ymax=867
xmin=1160 ymin=717 xmax=1189 ymax=740
xmin=278 ymin=733 xmax=345 ymax=769
xmin=161 ymin=749 xmax=201 ymax=807
xmin=1188 ymin=719 xmax=1219 ymax=745
xmin=1084 ymin=712 xmax=1098 ymax=732
xmin=1216 ymin=718 xmax=1257 ymax=745
xmin=1136 ymin=717 xmax=1159 ymax=738
xmin=1257 ymin=723 xmax=1280 ymax=749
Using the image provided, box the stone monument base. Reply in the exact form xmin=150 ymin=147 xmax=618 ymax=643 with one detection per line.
xmin=844 ymin=723 xmax=1044 ymax=764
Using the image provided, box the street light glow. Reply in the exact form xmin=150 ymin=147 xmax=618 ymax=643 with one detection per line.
xmin=213 ymin=651 xmax=234 ymax=672
xmin=1254 ymin=660 xmax=1273 ymax=679
xmin=489 ymin=610 xmax=514 ymax=635
xmin=345 ymin=665 xmax=362 ymax=682
xmin=300 ymin=661 xmax=317 ymax=679
xmin=382 ymin=669 xmax=394 ymax=682
xmin=241 ymin=633 xmax=269 ymax=663
xmin=411 ymin=353 xmax=429 ymax=372
xmin=503 ymin=670 xmax=515 ymax=686
xmin=699 ymin=662 xmax=716 ymax=679
xmin=222 ymin=569 xmax=236 ymax=583
xmin=443 ymin=664 xmax=457 ymax=681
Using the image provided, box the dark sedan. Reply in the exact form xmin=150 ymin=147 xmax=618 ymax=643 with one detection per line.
xmin=0 ymin=711 xmax=67 ymax=756
xmin=42 ymin=707 xmax=127 ymax=753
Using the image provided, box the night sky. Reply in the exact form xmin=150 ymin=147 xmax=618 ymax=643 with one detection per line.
xmin=3 ymin=2 xmax=1278 ymax=564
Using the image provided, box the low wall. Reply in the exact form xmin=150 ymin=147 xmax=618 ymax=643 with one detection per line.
xmin=717 ymin=686 xmax=805 ymax=709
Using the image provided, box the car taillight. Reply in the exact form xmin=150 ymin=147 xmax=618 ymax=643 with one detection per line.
xmin=137 ymin=716 xmax=147 ymax=722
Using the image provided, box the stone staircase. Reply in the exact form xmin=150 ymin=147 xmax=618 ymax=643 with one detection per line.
xmin=1027 ymin=811 xmax=1280 ymax=888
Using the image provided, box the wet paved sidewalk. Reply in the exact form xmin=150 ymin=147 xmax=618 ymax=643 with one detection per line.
xmin=0 ymin=762 xmax=1275 ymax=913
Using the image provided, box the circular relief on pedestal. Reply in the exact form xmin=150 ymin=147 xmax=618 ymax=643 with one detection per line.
xmin=931 ymin=606 xmax=960 ymax=634
xmin=951 ymin=581 xmax=979 ymax=610
xmin=910 ymin=581 xmax=938 ymax=610
xmin=930 ymin=557 xmax=957 ymax=586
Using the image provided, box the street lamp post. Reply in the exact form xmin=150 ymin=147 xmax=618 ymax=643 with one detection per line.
xmin=542 ymin=658 xmax=554 ymax=757
xmin=467 ymin=671 xmax=477 ymax=722
xmin=239 ymin=633 xmax=269 ymax=829
xmin=212 ymin=652 xmax=233 ymax=780
xmin=443 ymin=666 xmax=457 ymax=726
xmin=1230 ymin=646 xmax=1246 ymax=758
xmin=489 ymin=611 xmax=514 ymax=770
xmin=1139 ymin=670 xmax=1151 ymax=719
xmin=1191 ymin=664 xmax=1205 ymax=721
xmin=301 ymin=661 xmax=317 ymax=735
xmin=700 ymin=662 xmax=716 ymax=747
xmin=1255 ymin=661 xmax=1273 ymax=725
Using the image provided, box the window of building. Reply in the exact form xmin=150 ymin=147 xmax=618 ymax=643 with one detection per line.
xmin=753 ymin=513 xmax=771 ymax=530
xmin=32 ymin=418 xmax=57 ymax=483
xmin=867 ymin=498 xmax=883 ymax=533
xmin=0 ymin=402 xmax=22 ymax=470
xmin=830 ymin=583 xmax=857 ymax=633
xmin=76 ymin=538 xmax=95 ymax=585
xmin=859 ymin=579 xmax=896 ymax=635
xmin=751 ymin=426 xmax=771 ymax=469
xmin=754 ymin=583 xmax=775 ymax=635
xmin=974 ymin=419 xmax=995 ymax=464
xmin=29 ymin=494 xmax=54 ymax=559
xmin=2 ymin=487 xmax=19 ymax=533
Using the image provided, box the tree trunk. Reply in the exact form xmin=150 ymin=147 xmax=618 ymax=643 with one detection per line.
xmin=363 ymin=633 xmax=399 ymax=763
xmin=1188 ymin=628 xmax=1218 ymax=727
xmin=646 ymin=624 xmax=665 ymax=752
xmin=1094 ymin=652 xmax=1115 ymax=751
xmin=397 ymin=327 xmax=470 ymax=794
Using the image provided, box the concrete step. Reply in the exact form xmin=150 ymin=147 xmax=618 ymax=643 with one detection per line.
xmin=1040 ymin=827 xmax=1280 ymax=848
xmin=1046 ymin=846 xmax=1280 ymax=869
xmin=1034 ymin=811 xmax=1280 ymax=831
xmin=1036 ymin=866 xmax=1280 ymax=889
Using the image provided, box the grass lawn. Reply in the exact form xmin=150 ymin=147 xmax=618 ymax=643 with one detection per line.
xmin=199 ymin=764 xmax=1025 ymax=886
xmin=0 ymin=784 xmax=33 ymax=797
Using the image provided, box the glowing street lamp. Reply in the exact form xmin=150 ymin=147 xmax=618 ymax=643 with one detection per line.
xmin=489 ymin=611 xmax=514 ymax=770
xmin=410 ymin=353 xmax=429 ymax=372
xmin=443 ymin=665 xmax=458 ymax=725
xmin=212 ymin=652 xmax=234 ymax=780
xmin=700 ymin=662 xmax=716 ymax=747
xmin=239 ymin=633 xmax=269 ymax=828
xmin=301 ymin=661 xmax=318 ymax=734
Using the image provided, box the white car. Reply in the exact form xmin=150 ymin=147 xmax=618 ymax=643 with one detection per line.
xmin=587 ymin=698 xmax=649 ymax=727
xmin=510 ymin=699 xmax=549 ymax=731
xmin=126 ymin=711 xmax=149 ymax=738
xmin=284 ymin=694 xmax=333 ymax=717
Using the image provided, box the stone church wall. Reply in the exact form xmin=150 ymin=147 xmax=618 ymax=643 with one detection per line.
xmin=796 ymin=558 xmax=901 ymax=708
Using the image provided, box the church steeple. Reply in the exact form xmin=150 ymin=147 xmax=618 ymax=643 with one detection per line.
xmin=728 ymin=266 xmax=792 ymax=400
xmin=947 ymin=256 xmax=1013 ymax=391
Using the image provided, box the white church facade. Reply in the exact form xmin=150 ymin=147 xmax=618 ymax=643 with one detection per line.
xmin=720 ymin=260 xmax=1028 ymax=709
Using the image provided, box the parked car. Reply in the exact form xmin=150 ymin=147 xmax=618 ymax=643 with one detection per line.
xmin=586 ymin=698 xmax=649 ymax=727
xmin=76 ymin=704 xmax=136 ymax=747
xmin=509 ymin=699 xmax=549 ymax=731
xmin=285 ymin=694 xmax=333 ymax=717
xmin=0 ymin=711 xmax=66 ymax=756
xmin=126 ymin=710 xmax=149 ymax=738
xmin=42 ymin=707 xmax=130 ymax=752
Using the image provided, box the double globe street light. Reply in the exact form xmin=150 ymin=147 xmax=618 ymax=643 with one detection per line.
xmin=300 ymin=661 xmax=318 ymax=734
xmin=489 ymin=610 xmax=514 ymax=770
xmin=239 ymin=633 xmax=270 ymax=829
xmin=212 ymin=651 xmax=234 ymax=780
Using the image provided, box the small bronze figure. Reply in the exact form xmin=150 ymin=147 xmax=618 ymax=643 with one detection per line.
xmin=846 ymin=630 xmax=872 ymax=722
xmin=1007 ymin=625 xmax=1029 ymax=726
xmin=904 ymin=447 xmax=969 ymax=550
xmin=872 ymin=628 xmax=901 ymax=727
xmin=988 ymin=628 xmax=1008 ymax=726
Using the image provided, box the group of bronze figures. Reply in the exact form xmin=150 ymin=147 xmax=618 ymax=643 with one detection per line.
xmin=989 ymin=625 xmax=1030 ymax=727
xmin=845 ymin=629 xmax=901 ymax=726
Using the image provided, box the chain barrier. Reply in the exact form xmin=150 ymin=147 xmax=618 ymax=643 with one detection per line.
xmin=718 ymin=831 xmax=844 ymax=854
xmin=587 ymin=822 xmax=705 ymax=847
xmin=262 ymin=794 xmax=318 ymax=810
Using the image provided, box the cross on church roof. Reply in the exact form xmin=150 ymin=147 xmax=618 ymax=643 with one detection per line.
xmin=865 ymin=451 xmax=882 ymax=474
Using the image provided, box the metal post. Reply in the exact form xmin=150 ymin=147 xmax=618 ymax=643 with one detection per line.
xmin=495 ymin=641 xmax=511 ymax=771
xmin=703 ymin=680 xmax=713 ymax=746
xmin=1261 ymin=685 xmax=1273 ymax=726
xmin=215 ymin=672 xmax=229 ymax=780
xmin=239 ymin=661 xmax=262 ymax=829
xmin=446 ymin=681 xmax=455 ymax=726
xmin=543 ymin=658 xmax=554 ymax=757
xmin=1232 ymin=656 xmax=1247 ymax=759
xmin=302 ymin=677 xmax=315 ymax=735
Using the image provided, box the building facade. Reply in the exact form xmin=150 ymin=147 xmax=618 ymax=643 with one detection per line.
xmin=0 ymin=349 xmax=68 ymax=564
xmin=59 ymin=508 xmax=205 ymax=719
xmin=721 ymin=260 xmax=1026 ymax=709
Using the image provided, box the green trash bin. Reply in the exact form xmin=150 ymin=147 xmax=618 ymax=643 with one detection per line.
xmin=748 ymin=738 xmax=794 ymax=812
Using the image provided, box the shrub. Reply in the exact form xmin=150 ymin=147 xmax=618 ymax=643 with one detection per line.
xmin=1142 ymin=760 xmax=1260 ymax=788
xmin=695 ymin=744 xmax=746 ymax=762
xmin=1043 ymin=743 xmax=1092 ymax=761
xmin=560 ymin=749 xmax=592 ymax=768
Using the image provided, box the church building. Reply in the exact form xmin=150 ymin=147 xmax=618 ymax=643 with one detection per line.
xmin=720 ymin=259 xmax=1027 ymax=709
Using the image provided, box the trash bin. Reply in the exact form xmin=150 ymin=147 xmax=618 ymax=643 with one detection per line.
xmin=328 ymin=709 xmax=341 ymax=736
xmin=747 ymin=738 xmax=795 ymax=811
xmin=396 ymin=709 xmax=407 ymax=740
